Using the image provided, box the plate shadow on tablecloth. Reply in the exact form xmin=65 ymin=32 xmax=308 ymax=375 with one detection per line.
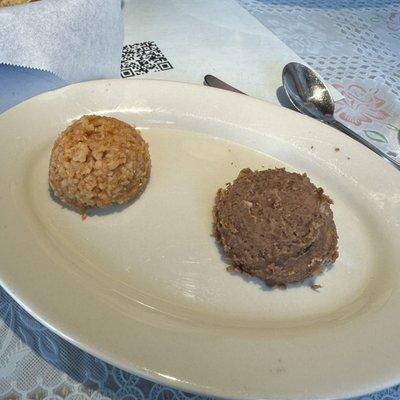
xmin=253 ymin=0 xmax=399 ymax=9
xmin=276 ymin=86 xmax=297 ymax=110
xmin=0 ymin=287 xmax=208 ymax=399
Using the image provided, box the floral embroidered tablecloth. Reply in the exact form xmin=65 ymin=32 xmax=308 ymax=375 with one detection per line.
xmin=1 ymin=1 xmax=400 ymax=400
xmin=239 ymin=0 xmax=400 ymax=162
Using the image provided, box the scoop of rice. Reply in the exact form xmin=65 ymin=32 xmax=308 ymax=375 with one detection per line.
xmin=0 ymin=0 xmax=33 ymax=7
xmin=49 ymin=115 xmax=151 ymax=215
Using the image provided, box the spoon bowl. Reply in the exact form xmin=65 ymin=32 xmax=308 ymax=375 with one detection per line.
xmin=282 ymin=62 xmax=334 ymax=120
xmin=282 ymin=62 xmax=400 ymax=170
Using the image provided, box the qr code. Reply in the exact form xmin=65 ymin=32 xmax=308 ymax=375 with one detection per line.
xmin=121 ymin=41 xmax=173 ymax=78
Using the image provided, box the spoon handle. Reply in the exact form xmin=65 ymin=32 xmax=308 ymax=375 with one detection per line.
xmin=328 ymin=119 xmax=400 ymax=170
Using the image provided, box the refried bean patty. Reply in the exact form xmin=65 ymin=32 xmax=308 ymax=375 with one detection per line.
xmin=213 ymin=168 xmax=338 ymax=286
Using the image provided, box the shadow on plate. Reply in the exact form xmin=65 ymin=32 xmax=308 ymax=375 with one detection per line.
xmin=48 ymin=184 xmax=147 ymax=218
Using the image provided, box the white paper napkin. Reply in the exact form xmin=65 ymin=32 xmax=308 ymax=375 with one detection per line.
xmin=0 ymin=0 xmax=123 ymax=83
xmin=122 ymin=0 xmax=342 ymax=105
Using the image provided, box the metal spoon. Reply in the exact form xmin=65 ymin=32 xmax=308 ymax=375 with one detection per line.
xmin=282 ymin=62 xmax=400 ymax=170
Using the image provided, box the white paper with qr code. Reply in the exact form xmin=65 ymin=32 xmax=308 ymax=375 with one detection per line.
xmin=0 ymin=0 xmax=123 ymax=83
xmin=122 ymin=0 xmax=342 ymax=104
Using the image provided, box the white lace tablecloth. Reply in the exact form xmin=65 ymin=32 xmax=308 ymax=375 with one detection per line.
xmin=1 ymin=1 xmax=400 ymax=400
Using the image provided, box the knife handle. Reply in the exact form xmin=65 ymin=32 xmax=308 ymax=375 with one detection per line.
xmin=203 ymin=75 xmax=247 ymax=95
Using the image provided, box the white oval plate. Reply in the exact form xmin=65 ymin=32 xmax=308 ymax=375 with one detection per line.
xmin=0 ymin=80 xmax=400 ymax=400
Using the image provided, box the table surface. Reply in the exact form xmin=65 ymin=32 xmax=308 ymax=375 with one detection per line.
xmin=1 ymin=1 xmax=400 ymax=399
